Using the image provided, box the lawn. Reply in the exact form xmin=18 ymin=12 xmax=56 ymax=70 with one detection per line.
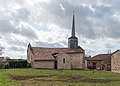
xmin=0 ymin=68 xmax=120 ymax=86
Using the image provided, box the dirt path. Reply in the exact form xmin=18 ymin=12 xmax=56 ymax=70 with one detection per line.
xmin=6 ymin=74 xmax=117 ymax=83
xmin=6 ymin=74 xmax=50 ymax=80
xmin=69 ymin=76 xmax=115 ymax=83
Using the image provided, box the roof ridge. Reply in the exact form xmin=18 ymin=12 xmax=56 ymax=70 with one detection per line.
xmin=32 ymin=47 xmax=68 ymax=49
xmin=98 ymin=54 xmax=111 ymax=55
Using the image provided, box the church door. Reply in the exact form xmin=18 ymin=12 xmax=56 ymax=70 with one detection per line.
xmin=54 ymin=61 xmax=57 ymax=69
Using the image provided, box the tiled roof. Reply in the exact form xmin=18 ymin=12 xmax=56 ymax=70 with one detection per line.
xmin=0 ymin=57 xmax=6 ymax=63
xmin=87 ymin=54 xmax=111 ymax=61
xmin=112 ymin=49 xmax=120 ymax=55
xmin=31 ymin=47 xmax=84 ymax=61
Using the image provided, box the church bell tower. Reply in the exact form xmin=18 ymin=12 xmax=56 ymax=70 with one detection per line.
xmin=68 ymin=12 xmax=78 ymax=49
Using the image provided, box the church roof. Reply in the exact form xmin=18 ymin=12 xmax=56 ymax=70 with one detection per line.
xmin=31 ymin=47 xmax=84 ymax=61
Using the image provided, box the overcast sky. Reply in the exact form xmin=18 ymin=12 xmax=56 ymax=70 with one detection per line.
xmin=0 ymin=0 xmax=120 ymax=59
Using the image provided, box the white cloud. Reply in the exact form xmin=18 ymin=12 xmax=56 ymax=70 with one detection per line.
xmin=26 ymin=0 xmax=51 ymax=5
xmin=0 ymin=0 xmax=120 ymax=58
xmin=35 ymin=23 xmax=69 ymax=44
xmin=60 ymin=4 xmax=65 ymax=11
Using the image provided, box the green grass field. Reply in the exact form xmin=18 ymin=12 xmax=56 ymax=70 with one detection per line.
xmin=0 ymin=68 xmax=120 ymax=86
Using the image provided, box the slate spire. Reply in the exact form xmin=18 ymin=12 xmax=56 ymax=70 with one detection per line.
xmin=72 ymin=11 xmax=75 ymax=37
xmin=68 ymin=11 xmax=78 ymax=49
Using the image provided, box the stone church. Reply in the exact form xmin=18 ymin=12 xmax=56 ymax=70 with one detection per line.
xmin=27 ymin=14 xmax=85 ymax=69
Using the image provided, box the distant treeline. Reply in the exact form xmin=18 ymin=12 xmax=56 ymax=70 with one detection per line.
xmin=5 ymin=60 xmax=28 ymax=68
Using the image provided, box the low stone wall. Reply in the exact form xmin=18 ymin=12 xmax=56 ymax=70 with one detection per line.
xmin=33 ymin=60 xmax=54 ymax=69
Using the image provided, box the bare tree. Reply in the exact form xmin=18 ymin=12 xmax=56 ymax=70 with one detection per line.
xmin=0 ymin=45 xmax=5 ymax=56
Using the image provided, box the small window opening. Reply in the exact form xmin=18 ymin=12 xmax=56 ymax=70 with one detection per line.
xmin=63 ymin=58 xmax=65 ymax=63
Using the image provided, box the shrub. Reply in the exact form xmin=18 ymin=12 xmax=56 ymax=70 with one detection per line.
xmin=0 ymin=64 xmax=5 ymax=69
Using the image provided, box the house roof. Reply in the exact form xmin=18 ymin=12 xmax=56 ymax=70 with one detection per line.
xmin=111 ymin=49 xmax=120 ymax=55
xmin=0 ymin=57 xmax=6 ymax=63
xmin=87 ymin=54 xmax=111 ymax=61
xmin=0 ymin=57 xmax=4 ymax=60
xmin=31 ymin=47 xmax=84 ymax=61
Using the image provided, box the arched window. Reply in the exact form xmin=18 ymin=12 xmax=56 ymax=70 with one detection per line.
xmin=63 ymin=58 xmax=65 ymax=63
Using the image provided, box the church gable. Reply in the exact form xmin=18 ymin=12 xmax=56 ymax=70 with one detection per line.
xmin=56 ymin=53 xmax=71 ymax=69
xmin=27 ymin=43 xmax=33 ymax=63
xmin=55 ymin=52 xmax=84 ymax=69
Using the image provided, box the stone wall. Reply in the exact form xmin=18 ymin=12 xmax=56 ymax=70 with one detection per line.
xmin=87 ymin=60 xmax=111 ymax=71
xmin=69 ymin=53 xmax=84 ymax=69
xmin=57 ymin=53 xmax=71 ymax=69
xmin=111 ymin=50 xmax=120 ymax=72
xmin=87 ymin=60 xmax=102 ymax=69
xmin=33 ymin=60 xmax=54 ymax=69
xmin=57 ymin=52 xmax=84 ymax=69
